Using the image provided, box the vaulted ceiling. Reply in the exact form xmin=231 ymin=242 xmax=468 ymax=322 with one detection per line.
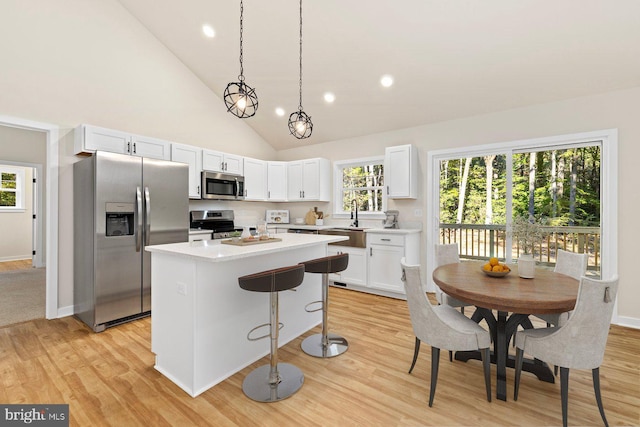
xmin=117 ymin=0 xmax=640 ymax=150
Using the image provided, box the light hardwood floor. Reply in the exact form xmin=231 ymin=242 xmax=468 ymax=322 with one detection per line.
xmin=1 ymin=287 xmax=638 ymax=426
xmin=0 ymin=259 xmax=32 ymax=272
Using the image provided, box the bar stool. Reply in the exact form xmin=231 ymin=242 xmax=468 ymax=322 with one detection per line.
xmin=238 ymin=264 xmax=306 ymax=402
xmin=300 ymin=253 xmax=349 ymax=358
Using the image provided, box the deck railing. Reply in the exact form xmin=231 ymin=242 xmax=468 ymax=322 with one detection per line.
xmin=439 ymin=223 xmax=600 ymax=273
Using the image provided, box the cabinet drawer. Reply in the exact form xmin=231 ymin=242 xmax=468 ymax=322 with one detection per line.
xmin=367 ymin=234 xmax=404 ymax=246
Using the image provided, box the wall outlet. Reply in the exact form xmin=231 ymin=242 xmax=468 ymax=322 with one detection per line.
xmin=414 ymin=209 xmax=423 ymax=217
xmin=177 ymin=282 xmax=187 ymax=296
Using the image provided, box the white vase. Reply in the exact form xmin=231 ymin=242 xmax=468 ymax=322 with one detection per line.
xmin=518 ymin=254 xmax=536 ymax=279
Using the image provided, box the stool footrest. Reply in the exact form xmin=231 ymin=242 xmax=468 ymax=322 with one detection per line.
xmin=304 ymin=300 xmax=323 ymax=313
xmin=247 ymin=322 xmax=284 ymax=341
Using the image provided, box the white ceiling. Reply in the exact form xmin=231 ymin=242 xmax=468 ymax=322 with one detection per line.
xmin=117 ymin=0 xmax=640 ymax=151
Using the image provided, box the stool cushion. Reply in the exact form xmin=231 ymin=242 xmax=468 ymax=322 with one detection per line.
xmin=238 ymin=264 xmax=305 ymax=293
xmin=300 ymin=253 xmax=349 ymax=274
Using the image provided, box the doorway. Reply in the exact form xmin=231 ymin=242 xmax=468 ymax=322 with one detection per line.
xmin=0 ymin=115 xmax=59 ymax=319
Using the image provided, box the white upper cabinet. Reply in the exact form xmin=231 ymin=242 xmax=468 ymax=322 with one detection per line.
xmin=243 ymin=157 xmax=267 ymax=201
xmin=287 ymin=158 xmax=330 ymax=201
xmin=74 ymin=124 xmax=171 ymax=160
xmin=202 ymin=149 xmax=244 ymax=176
xmin=267 ymin=161 xmax=288 ymax=201
xmin=171 ymin=143 xmax=202 ymax=199
xmin=384 ymin=144 xmax=418 ymax=199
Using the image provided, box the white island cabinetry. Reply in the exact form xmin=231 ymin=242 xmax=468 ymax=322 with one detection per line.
xmin=146 ymin=233 xmax=347 ymax=397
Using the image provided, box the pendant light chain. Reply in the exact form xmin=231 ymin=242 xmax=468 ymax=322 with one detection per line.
xmin=288 ymin=0 xmax=313 ymax=139
xmin=238 ymin=0 xmax=244 ymax=81
xmin=224 ymin=0 xmax=258 ymax=118
xmin=298 ymin=0 xmax=303 ymax=110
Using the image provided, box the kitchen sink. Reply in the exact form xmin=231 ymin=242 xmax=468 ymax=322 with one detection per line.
xmin=318 ymin=228 xmax=367 ymax=248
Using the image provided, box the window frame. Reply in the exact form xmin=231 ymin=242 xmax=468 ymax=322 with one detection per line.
xmin=0 ymin=165 xmax=26 ymax=212
xmin=333 ymin=156 xmax=387 ymax=219
xmin=426 ymin=129 xmax=618 ymax=323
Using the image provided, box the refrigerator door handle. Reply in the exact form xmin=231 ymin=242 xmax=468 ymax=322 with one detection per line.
xmin=144 ymin=186 xmax=151 ymax=246
xmin=136 ymin=186 xmax=143 ymax=252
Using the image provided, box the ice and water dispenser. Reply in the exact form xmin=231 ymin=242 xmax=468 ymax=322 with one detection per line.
xmin=105 ymin=202 xmax=134 ymax=237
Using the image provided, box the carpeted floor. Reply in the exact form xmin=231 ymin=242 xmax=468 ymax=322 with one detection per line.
xmin=0 ymin=267 xmax=45 ymax=328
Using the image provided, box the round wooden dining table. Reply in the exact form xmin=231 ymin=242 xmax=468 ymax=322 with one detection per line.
xmin=432 ymin=261 xmax=579 ymax=401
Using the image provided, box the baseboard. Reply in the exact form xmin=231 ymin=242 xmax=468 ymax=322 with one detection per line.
xmin=0 ymin=256 xmax=32 ymax=262
xmin=615 ymin=315 xmax=640 ymax=330
xmin=56 ymin=305 xmax=74 ymax=318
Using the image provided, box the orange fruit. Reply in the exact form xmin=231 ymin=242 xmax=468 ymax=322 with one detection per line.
xmin=489 ymin=257 xmax=499 ymax=266
xmin=492 ymin=265 xmax=503 ymax=272
xmin=483 ymin=263 xmax=492 ymax=271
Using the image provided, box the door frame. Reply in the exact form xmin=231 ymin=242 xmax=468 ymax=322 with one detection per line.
xmin=0 ymin=161 xmax=44 ymax=267
xmin=0 ymin=114 xmax=59 ymax=319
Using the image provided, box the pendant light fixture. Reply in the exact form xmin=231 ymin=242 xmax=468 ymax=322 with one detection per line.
xmin=224 ymin=0 xmax=258 ymax=118
xmin=288 ymin=0 xmax=313 ymax=139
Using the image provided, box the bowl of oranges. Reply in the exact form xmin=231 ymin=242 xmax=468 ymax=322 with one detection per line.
xmin=482 ymin=257 xmax=511 ymax=277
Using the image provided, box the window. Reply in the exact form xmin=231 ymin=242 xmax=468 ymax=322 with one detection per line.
xmin=426 ymin=129 xmax=617 ymax=294
xmin=333 ymin=157 xmax=386 ymax=217
xmin=0 ymin=166 xmax=25 ymax=211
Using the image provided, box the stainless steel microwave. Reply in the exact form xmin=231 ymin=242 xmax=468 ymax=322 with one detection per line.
xmin=201 ymin=171 xmax=245 ymax=200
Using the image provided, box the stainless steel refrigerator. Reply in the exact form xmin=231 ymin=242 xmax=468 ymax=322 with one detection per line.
xmin=74 ymin=151 xmax=189 ymax=332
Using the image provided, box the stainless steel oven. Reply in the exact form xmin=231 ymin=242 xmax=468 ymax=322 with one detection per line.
xmin=201 ymin=171 xmax=245 ymax=200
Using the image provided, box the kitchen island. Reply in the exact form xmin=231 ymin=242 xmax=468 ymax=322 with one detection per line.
xmin=145 ymin=233 xmax=348 ymax=397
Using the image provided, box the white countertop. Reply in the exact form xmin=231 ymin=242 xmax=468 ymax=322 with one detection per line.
xmin=267 ymin=224 xmax=421 ymax=234
xmin=146 ymin=233 xmax=348 ymax=262
xmin=364 ymin=228 xmax=422 ymax=235
xmin=189 ymin=228 xmax=212 ymax=235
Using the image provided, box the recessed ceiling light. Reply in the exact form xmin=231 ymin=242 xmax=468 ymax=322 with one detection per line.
xmin=323 ymin=92 xmax=335 ymax=103
xmin=380 ymin=75 xmax=394 ymax=88
xmin=202 ymin=24 xmax=215 ymax=38
xmin=275 ymin=107 xmax=285 ymax=117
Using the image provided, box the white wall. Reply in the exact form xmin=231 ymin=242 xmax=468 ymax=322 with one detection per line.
xmin=0 ymin=0 xmax=276 ymax=309
xmin=277 ymin=86 xmax=640 ymax=327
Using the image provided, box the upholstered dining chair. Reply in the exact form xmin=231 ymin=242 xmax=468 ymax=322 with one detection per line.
xmin=434 ymin=244 xmax=472 ymax=313
xmin=533 ymin=249 xmax=588 ymax=327
xmin=514 ymin=275 xmax=619 ymax=427
xmin=400 ymin=258 xmax=492 ymax=407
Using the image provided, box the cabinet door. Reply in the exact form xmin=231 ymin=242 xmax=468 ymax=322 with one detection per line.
xmin=385 ymin=144 xmax=417 ymax=199
xmin=171 ymin=143 xmax=202 ymax=199
xmin=327 ymin=247 xmax=367 ymax=286
xmin=267 ymin=161 xmax=288 ymax=201
xmin=223 ymin=153 xmax=244 ymax=176
xmin=79 ymin=125 xmax=130 ymax=155
xmin=368 ymin=243 xmax=405 ymax=293
xmin=131 ymin=135 xmax=171 ymax=160
xmin=302 ymin=159 xmax=321 ymax=200
xmin=202 ymin=149 xmax=224 ymax=172
xmin=243 ymin=157 xmax=267 ymax=200
xmin=287 ymin=161 xmax=304 ymax=200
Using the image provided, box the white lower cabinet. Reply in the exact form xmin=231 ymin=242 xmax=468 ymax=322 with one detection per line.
xmin=366 ymin=232 xmax=421 ymax=296
xmin=327 ymin=246 xmax=367 ymax=287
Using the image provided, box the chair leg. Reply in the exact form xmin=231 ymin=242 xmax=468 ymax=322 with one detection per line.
xmin=560 ymin=367 xmax=570 ymax=427
xmin=429 ymin=347 xmax=440 ymax=407
xmin=593 ymin=368 xmax=609 ymax=427
xmin=409 ymin=337 xmax=421 ymax=374
xmin=481 ymin=347 xmax=491 ymax=402
xmin=514 ymin=347 xmax=524 ymax=401
xmin=449 ymin=350 xmax=453 ymax=362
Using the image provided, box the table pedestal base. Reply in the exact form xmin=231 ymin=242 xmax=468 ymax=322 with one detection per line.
xmin=457 ymin=308 xmax=555 ymax=401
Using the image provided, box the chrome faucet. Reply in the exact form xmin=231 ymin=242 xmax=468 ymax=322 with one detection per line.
xmin=350 ymin=198 xmax=359 ymax=227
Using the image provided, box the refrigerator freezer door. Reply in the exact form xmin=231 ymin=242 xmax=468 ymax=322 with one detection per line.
xmin=142 ymin=158 xmax=189 ymax=312
xmin=94 ymin=152 xmax=144 ymax=325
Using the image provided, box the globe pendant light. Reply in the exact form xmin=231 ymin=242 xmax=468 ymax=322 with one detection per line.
xmin=288 ymin=0 xmax=312 ymax=139
xmin=224 ymin=0 xmax=258 ymax=118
